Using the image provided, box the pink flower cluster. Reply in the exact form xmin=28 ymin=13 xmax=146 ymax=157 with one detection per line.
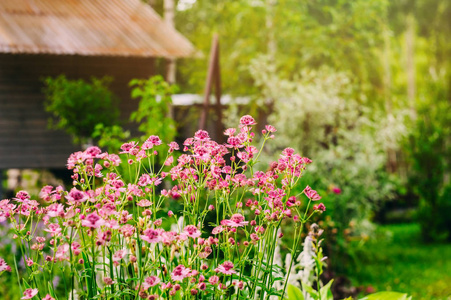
xmin=0 ymin=115 xmax=325 ymax=299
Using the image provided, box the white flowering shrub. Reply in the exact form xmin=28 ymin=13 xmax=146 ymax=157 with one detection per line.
xmin=249 ymin=55 xmax=407 ymax=246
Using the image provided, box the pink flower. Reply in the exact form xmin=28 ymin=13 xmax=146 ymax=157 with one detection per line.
xmin=161 ymin=231 xmax=177 ymax=245
xmin=226 ymin=136 xmax=243 ymax=148
xmin=84 ymin=146 xmax=102 ymax=158
xmin=43 ymin=295 xmax=55 ymax=300
xmin=140 ymin=228 xmax=163 ymax=243
xmin=44 ymin=223 xmax=62 ymax=236
xmin=55 ymin=244 xmax=70 ymax=261
xmin=103 ymin=277 xmax=115 ymax=285
xmin=224 ymin=128 xmax=236 ymax=136
xmin=120 ymin=141 xmax=139 ymax=154
xmin=171 ymin=265 xmax=191 ymax=281
xmin=81 ymin=212 xmax=105 ymax=228
xmin=215 ymin=261 xmax=236 ymax=275
xmin=46 ymin=203 xmax=65 ymax=218
xmin=212 ymin=225 xmax=225 ymax=235
xmin=142 ymin=135 xmax=162 ymax=149
xmin=168 ymin=141 xmax=179 ymax=153
xmin=39 ymin=186 xmax=54 ymax=201
xmin=106 ymin=154 xmax=121 ymax=166
xmin=303 ymin=186 xmax=321 ymax=201
xmin=221 ymin=214 xmax=248 ymax=227
xmin=14 ymin=191 xmax=30 ymax=202
xmin=142 ymin=276 xmax=161 ymax=290
xmin=332 ymin=187 xmax=342 ymax=194
xmin=137 ymin=199 xmax=153 ymax=207
xmin=182 ymin=225 xmax=201 ymax=239
xmin=265 ymin=125 xmax=276 ymax=133
xmin=313 ymin=203 xmax=326 ymax=212
xmin=194 ymin=130 xmax=210 ymax=141
xmin=0 ymin=257 xmax=11 ymax=272
xmin=164 ymin=156 xmax=174 ymax=166
xmin=240 ymin=115 xmax=256 ymax=126
xmin=26 ymin=258 xmax=34 ymax=267
xmin=112 ymin=249 xmax=126 ymax=265
xmin=65 ymin=188 xmax=88 ymax=205
xmin=120 ymin=224 xmax=135 ymax=237
xmin=209 ymin=275 xmax=219 ymax=285
xmin=21 ymin=288 xmax=38 ymax=299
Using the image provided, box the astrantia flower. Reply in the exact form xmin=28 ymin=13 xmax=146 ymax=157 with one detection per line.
xmin=303 ymin=186 xmax=321 ymax=201
xmin=112 ymin=249 xmax=126 ymax=265
xmin=137 ymin=199 xmax=153 ymax=207
xmin=120 ymin=142 xmax=138 ymax=154
xmin=224 ymin=128 xmax=236 ymax=136
xmin=14 ymin=190 xmax=30 ymax=202
xmin=83 ymin=146 xmax=102 ymax=158
xmin=332 ymin=187 xmax=341 ymax=194
xmin=208 ymin=275 xmax=219 ymax=285
xmin=65 ymin=188 xmax=88 ymax=205
xmin=142 ymin=276 xmax=161 ymax=290
xmin=81 ymin=212 xmax=105 ymax=228
xmin=226 ymin=136 xmax=244 ymax=149
xmin=171 ymin=264 xmax=191 ymax=281
xmin=265 ymin=124 xmax=276 ymax=133
xmin=182 ymin=225 xmax=201 ymax=239
xmin=142 ymin=135 xmax=162 ymax=149
xmin=103 ymin=277 xmax=114 ymax=285
xmin=281 ymin=147 xmax=295 ymax=157
xmin=212 ymin=225 xmax=225 ymax=235
xmin=55 ymin=243 xmax=70 ymax=261
xmin=221 ymin=214 xmax=248 ymax=227
xmin=46 ymin=203 xmax=65 ymax=218
xmin=313 ymin=203 xmax=326 ymax=212
xmin=240 ymin=115 xmax=256 ymax=126
xmin=168 ymin=141 xmax=179 ymax=153
xmin=120 ymin=224 xmax=135 ymax=237
xmin=21 ymin=288 xmax=38 ymax=299
xmin=194 ymin=130 xmax=210 ymax=141
xmin=140 ymin=228 xmax=163 ymax=243
xmin=44 ymin=223 xmax=62 ymax=236
xmin=0 ymin=257 xmax=11 ymax=272
xmin=215 ymin=261 xmax=236 ymax=275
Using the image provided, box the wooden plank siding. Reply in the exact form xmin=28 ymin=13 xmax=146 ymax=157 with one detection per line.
xmin=0 ymin=53 xmax=155 ymax=169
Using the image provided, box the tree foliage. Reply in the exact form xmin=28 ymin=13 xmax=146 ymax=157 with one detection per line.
xmin=43 ymin=75 xmax=120 ymax=145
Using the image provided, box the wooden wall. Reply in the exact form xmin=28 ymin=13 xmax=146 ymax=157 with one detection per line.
xmin=0 ymin=54 xmax=155 ymax=169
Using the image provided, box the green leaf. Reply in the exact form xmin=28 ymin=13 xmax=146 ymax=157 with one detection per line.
xmin=82 ymin=251 xmax=93 ymax=298
xmin=22 ymin=278 xmax=31 ymax=289
xmin=287 ymin=284 xmax=305 ymax=300
xmin=47 ymin=282 xmax=57 ymax=298
xmin=302 ymin=283 xmax=318 ymax=298
xmin=359 ymin=291 xmax=411 ymax=300
xmin=319 ymin=279 xmax=334 ymax=300
xmin=173 ymin=290 xmax=182 ymax=300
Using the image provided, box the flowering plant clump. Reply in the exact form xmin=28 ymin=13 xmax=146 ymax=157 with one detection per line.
xmin=0 ymin=115 xmax=326 ymax=300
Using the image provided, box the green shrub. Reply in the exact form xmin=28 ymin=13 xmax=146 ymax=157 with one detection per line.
xmin=408 ymin=98 xmax=451 ymax=242
xmin=43 ymin=75 xmax=120 ymax=145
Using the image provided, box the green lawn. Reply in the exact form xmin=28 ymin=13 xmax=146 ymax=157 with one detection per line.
xmin=346 ymin=223 xmax=451 ymax=300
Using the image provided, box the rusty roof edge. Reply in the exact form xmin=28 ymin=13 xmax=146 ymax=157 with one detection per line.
xmin=0 ymin=0 xmax=196 ymax=58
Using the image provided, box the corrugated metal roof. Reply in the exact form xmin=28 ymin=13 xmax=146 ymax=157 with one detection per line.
xmin=0 ymin=0 xmax=195 ymax=58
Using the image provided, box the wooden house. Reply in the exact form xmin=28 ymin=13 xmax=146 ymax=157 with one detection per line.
xmin=0 ymin=0 xmax=195 ymax=169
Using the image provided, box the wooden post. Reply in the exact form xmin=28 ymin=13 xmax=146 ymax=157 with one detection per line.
xmin=0 ymin=169 xmax=3 ymax=199
xmin=406 ymin=13 xmax=416 ymax=121
xmin=266 ymin=0 xmax=277 ymax=62
xmin=213 ymin=39 xmax=224 ymax=143
xmin=199 ymin=34 xmax=221 ymax=133
xmin=164 ymin=0 xmax=176 ymax=84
